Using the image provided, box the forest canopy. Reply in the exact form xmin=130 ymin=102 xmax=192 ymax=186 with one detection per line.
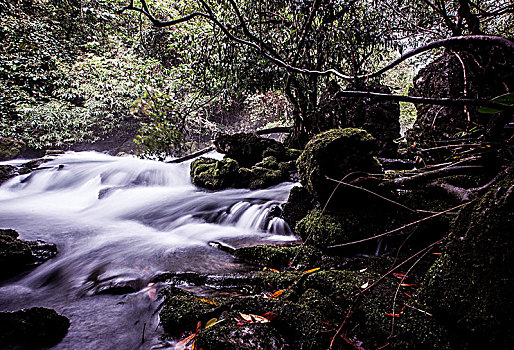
xmin=1 ymin=0 xmax=512 ymax=158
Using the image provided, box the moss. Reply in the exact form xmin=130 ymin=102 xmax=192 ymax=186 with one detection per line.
xmin=295 ymin=210 xmax=347 ymax=249
xmin=284 ymin=148 xmax=303 ymax=161
xmin=282 ymin=186 xmax=315 ymax=229
xmin=44 ymin=149 xmax=65 ymax=156
xmin=234 ymin=244 xmax=322 ymax=269
xmin=297 ymin=128 xmax=382 ymax=203
xmin=294 ymin=209 xmax=378 ymax=250
xmin=190 ymin=157 xmax=240 ymax=190
xmin=159 ymin=287 xmax=219 ymax=336
xmin=214 ymin=132 xmax=287 ymax=167
xmin=412 ymin=168 xmax=514 ymax=349
xmin=257 ymin=156 xmax=279 ymax=169
xmin=197 ymin=314 xmax=285 ymax=350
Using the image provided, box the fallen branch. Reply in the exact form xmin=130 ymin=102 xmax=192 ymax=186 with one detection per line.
xmin=166 ymin=127 xmax=292 ymax=164
xmin=255 ymin=126 xmax=292 ymax=135
xmin=166 ymin=145 xmax=215 ymax=164
xmin=118 ymin=2 xmax=514 ymax=109
xmin=393 ymin=165 xmax=483 ymax=187
xmin=325 ymin=176 xmax=418 ymax=213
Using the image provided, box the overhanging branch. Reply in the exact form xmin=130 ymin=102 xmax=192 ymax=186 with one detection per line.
xmin=117 ymin=1 xmax=514 ymax=109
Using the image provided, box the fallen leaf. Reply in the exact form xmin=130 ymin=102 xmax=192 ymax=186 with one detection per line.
xmin=270 ymin=289 xmax=285 ymax=298
xmin=303 ymin=267 xmax=320 ymax=274
xmin=399 ymin=283 xmax=416 ymax=287
xmin=263 ymin=267 xmax=280 ymax=273
xmin=385 ymin=313 xmax=400 ymax=318
xmin=403 ymin=292 xmax=412 ymax=298
xmin=262 ymin=312 xmax=277 ymax=320
xmin=432 ymin=252 xmax=442 ymax=255
xmin=358 ymin=268 xmax=368 ymax=273
xmin=361 ymin=282 xmax=369 ymax=289
xmin=205 ymin=318 xmax=218 ymax=329
xmin=197 ymin=298 xmax=217 ymax=305
xmin=392 ymin=273 xmax=407 ymax=279
xmin=174 ymin=334 xmax=196 ymax=350
xmin=239 ymin=313 xmax=270 ymax=323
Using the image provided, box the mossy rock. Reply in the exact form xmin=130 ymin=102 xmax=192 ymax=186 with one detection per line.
xmin=160 ymin=269 xmax=405 ymax=349
xmin=0 ymin=137 xmax=25 ymax=161
xmin=190 ymin=157 xmax=240 ymax=190
xmin=214 ymin=132 xmax=287 ymax=167
xmin=241 ymin=166 xmax=288 ymax=190
xmin=295 ymin=209 xmax=380 ymax=251
xmin=297 ymin=128 xmax=382 ymax=203
xmin=284 ymin=148 xmax=303 ymax=161
xmin=295 ymin=210 xmax=348 ymax=249
xmin=412 ymin=168 xmax=514 ymax=349
xmin=234 ymin=244 xmax=322 ymax=270
xmin=197 ymin=314 xmax=285 ymax=350
xmin=159 ymin=287 xmax=219 ymax=336
xmin=282 ymin=185 xmax=315 ymax=229
xmin=0 ymin=307 xmax=70 ymax=347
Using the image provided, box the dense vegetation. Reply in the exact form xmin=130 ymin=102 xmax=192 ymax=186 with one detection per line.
xmin=2 ymin=0 xmax=511 ymax=159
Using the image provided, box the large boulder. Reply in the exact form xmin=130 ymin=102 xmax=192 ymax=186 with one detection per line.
xmin=407 ymin=45 xmax=514 ymax=161
xmin=190 ymin=157 xmax=290 ymax=190
xmin=409 ymin=167 xmax=514 ymax=349
xmin=317 ymin=81 xmax=401 ymax=156
xmin=214 ymin=132 xmax=290 ymax=167
xmin=297 ymin=128 xmax=382 ymax=203
xmin=0 ymin=307 xmax=70 ymax=347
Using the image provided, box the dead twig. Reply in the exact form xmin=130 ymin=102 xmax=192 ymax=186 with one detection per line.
xmin=329 ymin=239 xmax=444 ymax=349
xmin=327 ymin=201 xmax=473 ymax=249
xmin=326 ymin=176 xmax=418 ymax=213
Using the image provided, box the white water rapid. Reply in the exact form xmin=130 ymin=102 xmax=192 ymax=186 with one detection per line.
xmin=0 ymin=151 xmax=297 ymax=349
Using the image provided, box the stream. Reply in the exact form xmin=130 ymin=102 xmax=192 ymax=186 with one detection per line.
xmin=0 ymin=151 xmax=297 ymax=349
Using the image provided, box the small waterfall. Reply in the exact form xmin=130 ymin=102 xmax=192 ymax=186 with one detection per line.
xmin=0 ymin=151 xmax=297 ymax=350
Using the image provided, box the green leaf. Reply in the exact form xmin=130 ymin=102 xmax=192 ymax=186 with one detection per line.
xmin=479 ymin=93 xmax=514 ymax=114
xmin=491 ymin=92 xmax=514 ymax=105
xmin=478 ymin=106 xmax=502 ymax=114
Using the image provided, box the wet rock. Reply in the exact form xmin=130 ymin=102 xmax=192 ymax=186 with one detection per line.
xmin=234 ymin=244 xmax=322 ymax=270
xmin=0 ymin=229 xmax=57 ymax=279
xmin=281 ymin=185 xmax=315 ymax=229
xmin=159 ymin=287 xmax=220 ymax=336
xmin=0 ymin=307 xmax=70 ymax=347
xmin=0 ymin=137 xmax=25 ymax=161
xmin=408 ymin=167 xmax=514 ymax=349
xmin=214 ymin=132 xmax=288 ymax=167
xmin=317 ymin=81 xmax=401 ymax=157
xmin=161 ymin=269 xmax=404 ymax=350
xmin=407 ymin=46 xmax=514 ymax=161
xmin=190 ymin=157 xmax=240 ymax=190
xmin=190 ymin=157 xmax=290 ymax=190
xmin=297 ymin=128 xmax=382 ymax=204
xmin=0 ymin=165 xmax=16 ymax=185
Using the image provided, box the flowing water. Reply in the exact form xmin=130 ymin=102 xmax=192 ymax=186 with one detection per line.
xmin=0 ymin=151 xmax=297 ymax=349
